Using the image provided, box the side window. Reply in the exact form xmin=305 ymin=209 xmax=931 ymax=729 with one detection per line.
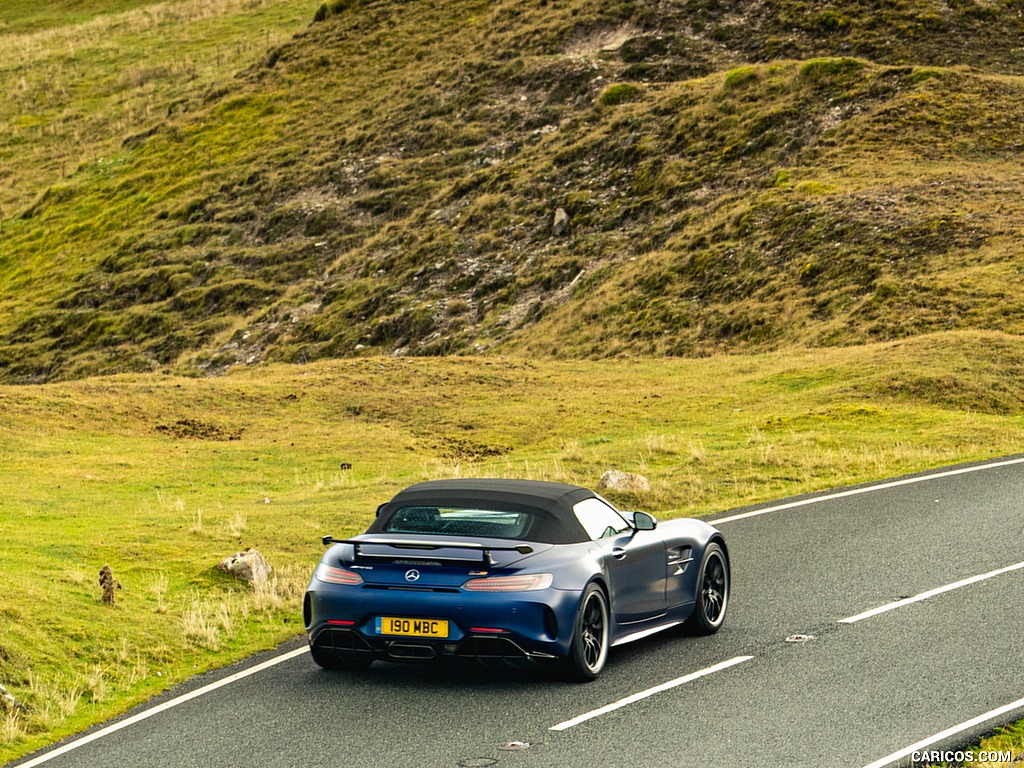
xmin=573 ymin=497 xmax=631 ymax=541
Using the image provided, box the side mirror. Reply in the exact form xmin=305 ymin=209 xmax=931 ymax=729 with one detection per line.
xmin=632 ymin=511 xmax=657 ymax=531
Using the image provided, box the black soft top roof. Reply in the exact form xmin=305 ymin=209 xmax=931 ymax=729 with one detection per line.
xmin=366 ymin=478 xmax=597 ymax=544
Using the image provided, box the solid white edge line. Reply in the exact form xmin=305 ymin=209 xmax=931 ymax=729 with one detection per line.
xmin=548 ymin=655 xmax=754 ymax=732
xmin=861 ymin=695 xmax=1024 ymax=768
xmin=839 ymin=560 xmax=1024 ymax=624
xmin=711 ymin=456 xmax=1024 ymax=525
xmin=14 ymin=647 xmax=309 ymax=768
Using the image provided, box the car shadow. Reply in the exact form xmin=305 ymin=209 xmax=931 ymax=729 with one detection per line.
xmin=304 ymin=657 xmax=561 ymax=692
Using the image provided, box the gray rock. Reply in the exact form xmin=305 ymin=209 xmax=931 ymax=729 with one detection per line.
xmin=217 ymin=549 xmax=272 ymax=585
xmin=598 ymin=469 xmax=651 ymax=493
xmin=552 ymin=207 xmax=570 ymax=236
xmin=0 ymin=682 xmax=25 ymax=712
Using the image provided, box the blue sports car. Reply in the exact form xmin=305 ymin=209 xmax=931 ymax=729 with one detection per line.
xmin=303 ymin=478 xmax=730 ymax=681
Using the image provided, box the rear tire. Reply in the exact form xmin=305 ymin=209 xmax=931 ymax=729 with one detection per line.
xmin=684 ymin=542 xmax=729 ymax=635
xmin=562 ymin=583 xmax=609 ymax=682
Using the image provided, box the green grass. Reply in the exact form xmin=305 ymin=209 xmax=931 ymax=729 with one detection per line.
xmin=2 ymin=331 xmax=1024 ymax=762
xmin=0 ymin=0 xmax=164 ymax=33
xmin=0 ymin=0 xmax=311 ymax=232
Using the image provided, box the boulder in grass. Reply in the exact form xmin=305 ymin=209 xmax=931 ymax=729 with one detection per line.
xmin=598 ymin=470 xmax=651 ymax=493
xmin=217 ymin=549 xmax=272 ymax=585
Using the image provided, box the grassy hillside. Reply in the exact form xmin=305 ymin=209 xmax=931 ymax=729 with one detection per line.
xmin=2 ymin=0 xmax=1024 ymax=380
xmin=2 ymin=330 xmax=1024 ymax=761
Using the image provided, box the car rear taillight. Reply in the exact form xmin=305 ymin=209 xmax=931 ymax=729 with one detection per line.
xmin=315 ymin=564 xmax=364 ymax=585
xmin=462 ymin=573 xmax=553 ymax=591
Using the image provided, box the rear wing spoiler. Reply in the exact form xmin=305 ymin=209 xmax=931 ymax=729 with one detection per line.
xmin=321 ymin=536 xmax=533 ymax=567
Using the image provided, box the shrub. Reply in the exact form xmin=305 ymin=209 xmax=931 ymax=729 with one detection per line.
xmin=313 ymin=0 xmax=363 ymax=23
xmin=816 ymin=10 xmax=850 ymax=33
xmin=599 ymin=83 xmax=642 ymax=107
xmin=798 ymin=57 xmax=866 ymax=85
xmin=723 ymin=66 xmax=759 ymax=91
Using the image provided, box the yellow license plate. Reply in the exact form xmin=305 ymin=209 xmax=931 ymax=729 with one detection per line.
xmin=376 ymin=616 xmax=449 ymax=638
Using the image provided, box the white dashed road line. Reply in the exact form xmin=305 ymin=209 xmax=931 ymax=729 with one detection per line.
xmin=548 ymin=655 xmax=755 ymax=732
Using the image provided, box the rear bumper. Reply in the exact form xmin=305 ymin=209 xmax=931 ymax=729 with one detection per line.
xmin=309 ymin=625 xmax=558 ymax=667
xmin=304 ymin=582 xmax=580 ymax=666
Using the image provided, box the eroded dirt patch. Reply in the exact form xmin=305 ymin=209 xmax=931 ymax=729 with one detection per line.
xmin=155 ymin=419 xmax=243 ymax=440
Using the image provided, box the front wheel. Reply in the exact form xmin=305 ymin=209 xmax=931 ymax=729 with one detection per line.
xmin=684 ymin=541 xmax=729 ymax=635
xmin=562 ymin=583 xmax=609 ymax=682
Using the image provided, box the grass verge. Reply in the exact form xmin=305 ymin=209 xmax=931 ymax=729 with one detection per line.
xmin=937 ymin=721 xmax=1024 ymax=766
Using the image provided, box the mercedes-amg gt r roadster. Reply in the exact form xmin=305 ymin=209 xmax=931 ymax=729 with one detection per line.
xmin=304 ymin=478 xmax=730 ymax=681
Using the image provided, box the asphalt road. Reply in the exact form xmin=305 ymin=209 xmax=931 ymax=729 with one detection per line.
xmin=11 ymin=457 xmax=1024 ymax=768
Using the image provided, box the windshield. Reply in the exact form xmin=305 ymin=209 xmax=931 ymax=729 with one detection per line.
xmin=383 ymin=505 xmax=534 ymax=540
